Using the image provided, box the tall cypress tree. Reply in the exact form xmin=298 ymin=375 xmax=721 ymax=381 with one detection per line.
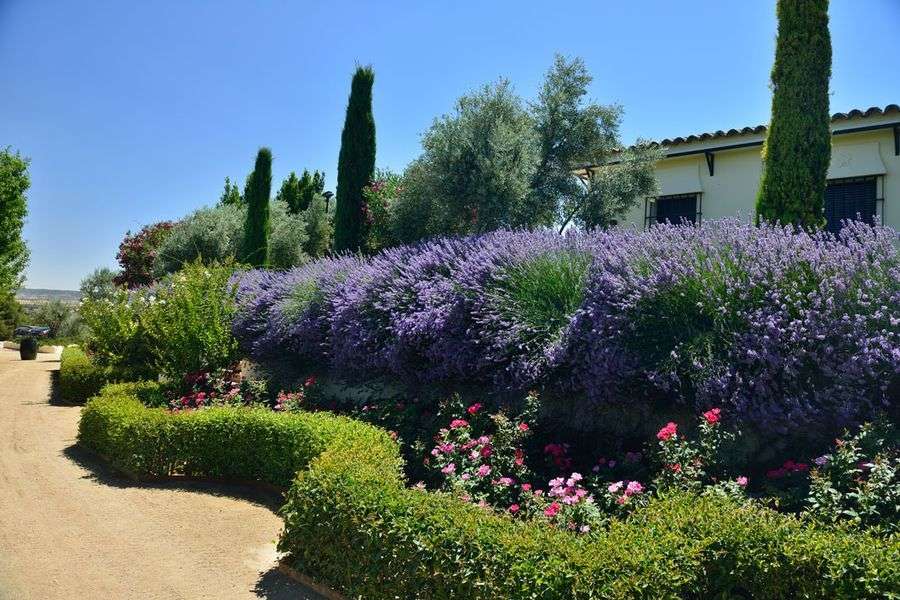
xmin=756 ymin=0 xmax=832 ymax=229
xmin=334 ymin=66 xmax=376 ymax=253
xmin=241 ymin=148 xmax=273 ymax=267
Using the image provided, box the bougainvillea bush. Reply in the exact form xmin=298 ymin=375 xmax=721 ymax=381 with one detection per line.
xmin=232 ymin=219 xmax=899 ymax=444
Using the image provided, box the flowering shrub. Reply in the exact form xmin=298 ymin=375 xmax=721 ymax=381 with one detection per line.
xmin=805 ymin=420 xmax=899 ymax=533
xmin=567 ymin=219 xmax=899 ymax=442
xmin=80 ymin=288 xmax=154 ymax=372
xmin=113 ymin=221 xmax=174 ymax=288
xmin=170 ymin=365 xmax=268 ymax=411
xmin=233 ymin=220 xmax=899 ymax=442
xmin=362 ymin=170 xmax=403 ymax=254
xmin=141 ymin=260 xmax=239 ymax=381
xmin=428 ymin=401 xmax=532 ymax=510
xmin=653 ymin=407 xmax=744 ymax=493
xmin=231 ymin=256 xmax=363 ymax=363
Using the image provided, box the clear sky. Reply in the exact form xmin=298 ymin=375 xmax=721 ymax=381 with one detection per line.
xmin=2 ymin=0 xmax=898 ymax=289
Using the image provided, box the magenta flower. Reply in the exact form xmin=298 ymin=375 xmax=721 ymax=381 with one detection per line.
xmin=477 ymin=464 xmax=491 ymax=478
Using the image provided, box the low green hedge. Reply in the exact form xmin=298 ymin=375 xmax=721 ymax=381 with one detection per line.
xmin=59 ymin=347 xmax=154 ymax=404
xmin=77 ymin=382 xmax=400 ymax=489
xmin=280 ymin=437 xmax=900 ymax=599
xmin=59 ymin=347 xmax=114 ymax=403
xmin=78 ymin=384 xmax=899 ymax=599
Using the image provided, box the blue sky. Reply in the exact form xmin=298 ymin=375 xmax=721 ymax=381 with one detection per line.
xmin=1 ymin=0 xmax=898 ymax=289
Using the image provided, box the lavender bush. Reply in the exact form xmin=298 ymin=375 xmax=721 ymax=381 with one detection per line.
xmin=233 ymin=219 xmax=899 ymax=440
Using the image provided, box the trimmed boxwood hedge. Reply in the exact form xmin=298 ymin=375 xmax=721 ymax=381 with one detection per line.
xmin=77 ymin=382 xmax=400 ymax=489
xmin=59 ymin=347 xmax=155 ymax=404
xmin=78 ymin=384 xmax=900 ymax=599
xmin=59 ymin=346 xmax=115 ymax=403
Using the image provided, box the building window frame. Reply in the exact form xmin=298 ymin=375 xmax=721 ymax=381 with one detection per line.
xmin=644 ymin=192 xmax=702 ymax=229
xmin=824 ymin=175 xmax=884 ymax=232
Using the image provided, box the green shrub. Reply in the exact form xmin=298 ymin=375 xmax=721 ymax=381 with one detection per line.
xmin=80 ymin=288 xmax=154 ymax=371
xmin=140 ymin=260 xmax=239 ymax=382
xmin=0 ymin=289 xmax=24 ymax=339
xmin=281 ymin=452 xmax=900 ymax=599
xmin=78 ymin=383 xmax=899 ymax=599
xmin=153 ymin=205 xmax=243 ymax=277
xmin=59 ymin=346 xmax=139 ymax=403
xmin=77 ymin=382 xmax=399 ymax=489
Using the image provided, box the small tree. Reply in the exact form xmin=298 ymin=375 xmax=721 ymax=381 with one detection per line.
xmin=334 ymin=66 xmax=376 ymax=253
xmin=0 ymin=290 xmax=24 ymax=339
xmin=241 ymin=148 xmax=273 ymax=267
xmin=114 ymin=221 xmax=175 ymax=288
xmin=0 ymin=148 xmax=30 ymax=292
xmin=303 ymin=193 xmax=334 ymax=257
xmin=756 ymin=0 xmax=832 ymax=228
xmin=219 ymin=177 xmax=243 ymax=206
xmin=80 ymin=267 xmax=119 ymax=301
xmin=276 ymin=171 xmax=303 ymax=214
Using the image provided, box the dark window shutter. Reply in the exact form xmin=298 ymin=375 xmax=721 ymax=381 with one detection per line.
xmin=825 ymin=178 xmax=877 ymax=233
xmin=655 ymin=194 xmax=697 ymax=225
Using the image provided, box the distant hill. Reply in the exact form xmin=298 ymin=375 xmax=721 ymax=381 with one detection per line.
xmin=16 ymin=288 xmax=82 ymax=304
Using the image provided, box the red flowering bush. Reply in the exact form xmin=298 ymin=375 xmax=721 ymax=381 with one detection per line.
xmin=653 ymin=408 xmax=747 ymax=499
xmin=113 ymin=221 xmax=175 ymax=288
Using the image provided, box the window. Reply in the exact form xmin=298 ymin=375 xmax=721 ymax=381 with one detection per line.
xmin=824 ymin=177 xmax=878 ymax=233
xmin=645 ymin=193 xmax=699 ymax=228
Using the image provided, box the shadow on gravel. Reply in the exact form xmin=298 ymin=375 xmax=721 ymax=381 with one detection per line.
xmin=254 ymin=567 xmax=326 ymax=600
xmin=62 ymin=443 xmax=327 ymax=599
xmin=61 ymin=443 xmax=284 ymax=511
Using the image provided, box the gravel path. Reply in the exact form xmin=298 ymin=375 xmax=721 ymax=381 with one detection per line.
xmin=0 ymin=348 xmax=322 ymax=600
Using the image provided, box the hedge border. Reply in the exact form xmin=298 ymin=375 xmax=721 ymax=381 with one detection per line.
xmin=59 ymin=346 xmax=152 ymax=404
xmin=79 ymin=384 xmax=900 ymax=600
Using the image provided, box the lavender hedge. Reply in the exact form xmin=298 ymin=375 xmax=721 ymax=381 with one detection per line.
xmin=233 ymin=220 xmax=899 ymax=439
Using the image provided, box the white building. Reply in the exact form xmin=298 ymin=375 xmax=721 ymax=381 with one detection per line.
xmin=608 ymin=105 xmax=900 ymax=232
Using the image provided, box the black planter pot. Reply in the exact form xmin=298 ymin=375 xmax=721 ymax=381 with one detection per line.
xmin=19 ymin=336 xmax=38 ymax=360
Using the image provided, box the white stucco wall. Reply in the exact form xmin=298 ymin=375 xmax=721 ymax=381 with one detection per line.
xmin=616 ymin=122 xmax=900 ymax=230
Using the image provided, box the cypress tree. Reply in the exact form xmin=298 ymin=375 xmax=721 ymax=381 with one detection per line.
xmin=334 ymin=66 xmax=376 ymax=253
xmin=241 ymin=148 xmax=273 ymax=267
xmin=756 ymin=0 xmax=832 ymax=229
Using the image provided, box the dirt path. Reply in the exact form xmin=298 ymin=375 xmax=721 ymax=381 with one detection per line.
xmin=0 ymin=348 xmax=322 ymax=600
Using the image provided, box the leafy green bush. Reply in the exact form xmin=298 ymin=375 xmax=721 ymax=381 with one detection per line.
xmin=80 ymin=288 xmax=153 ymax=372
xmin=806 ymin=420 xmax=899 ymax=534
xmin=77 ymin=381 xmax=399 ymax=489
xmin=60 ymin=346 xmax=106 ymax=402
xmin=59 ymin=346 xmax=138 ymax=403
xmin=267 ymin=201 xmax=309 ymax=269
xmin=153 ymin=205 xmax=244 ymax=277
xmin=282 ymin=449 xmax=899 ymax=599
xmin=78 ymin=382 xmax=898 ymax=598
xmin=0 ymin=289 xmax=24 ymax=339
xmin=140 ymin=261 xmax=239 ymax=382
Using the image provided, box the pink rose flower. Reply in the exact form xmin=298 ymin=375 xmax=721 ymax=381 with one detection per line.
xmin=657 ymin=422 xmax=678 ymax=441
xmin=703 ymin=407 xmax=721 ymax=424
xmin=736 ymin=476 xmax=748 ymax=487
xmin=477 ymin=464 xmax=492 ymax=478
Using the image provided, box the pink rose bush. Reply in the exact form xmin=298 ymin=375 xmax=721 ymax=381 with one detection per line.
xmin=428 ymin=401 xmax=533 ymax=509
